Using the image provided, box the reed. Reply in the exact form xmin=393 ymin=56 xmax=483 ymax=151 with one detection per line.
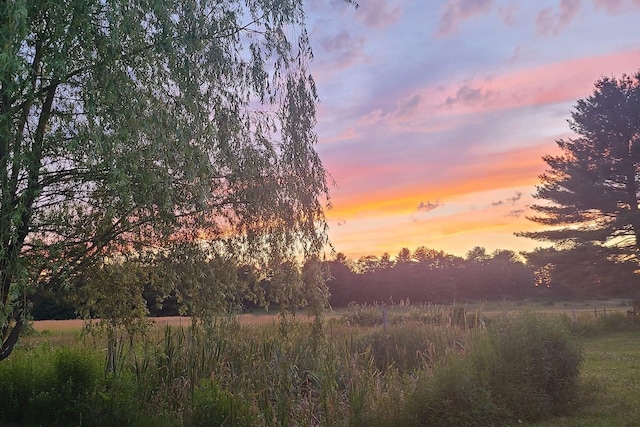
xmin=0 ymin=304 xmax=598 ymax=426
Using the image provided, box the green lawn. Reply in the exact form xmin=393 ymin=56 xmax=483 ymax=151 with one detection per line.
xmin=531 ymin=330 xmax=640 ymax=427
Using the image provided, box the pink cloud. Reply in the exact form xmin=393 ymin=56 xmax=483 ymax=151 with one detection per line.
xmin=357 ymin=0 xmax=403 ymax=28
xmin=436 ymin=0 xmax=494 ymax=37
xmin=591 ymin=0 xmax=640 ymax=13
xmin=439 ymin=49 xmax=640 ymax=115
xmin=326 ymin=140 xmax=556 ymax=220
xmin=499 ymin=2 xmax=518 ymax=26
xmin=592 ymin=0 xmax=625 ymax=13
xmin=536 ymin=0 xmax=581 ymax=37
xmin=332 ymin=49 xmax=640 ymax=149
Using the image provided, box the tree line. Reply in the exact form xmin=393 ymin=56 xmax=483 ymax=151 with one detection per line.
xmin=31 ymin=245 xmax=561 ymax=320
xmin=325 ymin=247 xmax=558 ymax=307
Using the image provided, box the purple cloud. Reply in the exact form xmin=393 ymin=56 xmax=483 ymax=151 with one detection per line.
xmin=505 ymin=209 xmax=525 ymax=218
xmin=357 ymin=0 xmax=403 ymax=28
xmin=319 ymin=30 xmax=366 ymax=69
xmin=490 ymin=191 xmax=524 ymax=208
xmin=592 ymin=0 xmax=640 ymax=13
xmin=444 ymin=83 xmax=494 ymax=107
xmin=592 ymin=0 xmax=625 ymax=12
xmin=509 ymin=191 xmax=523 ymax=204
xmin=394 ymin=93 xmax=422 ymax=118
xmin=499 ymin=2 xmax=518 ymax=26
xmin=417 ymin=200 xmax=443 ymax=212
xmin=536 ymin=0 xmax=582 ymax=37
xmin=436 ymin=0 xmax=494 ymax=37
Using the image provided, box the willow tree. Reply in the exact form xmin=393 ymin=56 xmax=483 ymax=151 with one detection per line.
xmin=0 ymin=0 xmax=337 ymax=360
xmin=520 ymin=72 xmax=640 ymax=297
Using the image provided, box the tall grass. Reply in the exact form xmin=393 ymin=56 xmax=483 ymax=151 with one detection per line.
xmin=0 ymin=305 xmax=599 ymax=426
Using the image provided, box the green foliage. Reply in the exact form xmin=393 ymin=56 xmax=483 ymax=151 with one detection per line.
xmin=482 ymin=313 xmax=583 ymax=420
xmin=0 ymin=345 xmax=102 ymax=425
xmin=0 ymin=311 xmax=591 ymax=426
xmin=520 ymin=72 xmax=640 ymax=296
xmin=54 ymin=347 xmax=100 ymax=395
xmin=354 ymin=323 xmax=464 ymax=373
xmin=401 ymin=313 xmax=583 ymax=426
xmin=343 ymin=302 xmax=383 ymax=326
xmin=190 ymin=380 xmax=253 ymax=427
xmin=1 ymin=0 xmax=332 ymax=360
xmin=565 ymin=311 xmax=639 ymax=337
xmin=409 ymin=355 xmax=502 ymax=427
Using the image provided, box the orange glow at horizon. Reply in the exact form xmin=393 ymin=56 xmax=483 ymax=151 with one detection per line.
xmin=327 ymin=141 xmax=558 ymax=220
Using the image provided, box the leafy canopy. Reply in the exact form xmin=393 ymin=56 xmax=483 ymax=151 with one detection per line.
xmin=0 ymin=0 xmax=335 ymax=360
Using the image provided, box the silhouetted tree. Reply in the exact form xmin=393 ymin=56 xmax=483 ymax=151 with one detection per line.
xmin=325 ymin=258 xmax=358 ymax=307
xmin=396 ymin=247 xmax=413 ymax=265
xmin=520 ymin=72 xmax=640 ymax=297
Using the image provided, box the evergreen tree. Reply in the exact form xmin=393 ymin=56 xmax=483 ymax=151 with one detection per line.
xmin=520 ymin=72 xmax=640 ymax=296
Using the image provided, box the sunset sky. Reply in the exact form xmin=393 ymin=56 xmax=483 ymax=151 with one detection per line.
xmin=304 ymin=0 xmax=640 ymax=260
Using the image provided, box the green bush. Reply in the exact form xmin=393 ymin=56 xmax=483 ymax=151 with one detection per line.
xmin=482 ymin=313 xmax=583 ymax=420
xmin=0 ymin=345 xmax=56 ymax=424
xmin=344 ymin=303 xmax=383 ymax=327
xmin=0 ymin=345 xmax=104 ymax=426
xmin=354 ymin=323 xmax=463 ymax=373
xmin=190 ymin=380 xmax=254 ymax=426
xmin=408 ymin=355 xmax=502 ymax=427
xmin=403 ymin=313 xmax=583 ymax=426
xmin=54 ymin=347 xmax=100 ymax=395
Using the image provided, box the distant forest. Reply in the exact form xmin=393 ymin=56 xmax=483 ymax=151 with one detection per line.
xmin=33 ymin=246 xmax=610 ymax=320
xmin=323 ymin=247 xmax=567 ymax=307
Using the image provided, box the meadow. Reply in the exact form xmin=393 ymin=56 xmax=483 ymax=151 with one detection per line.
xmin=1 ymin=302 xmax=639 ymax=426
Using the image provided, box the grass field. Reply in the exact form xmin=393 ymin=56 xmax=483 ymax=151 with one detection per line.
xmin=4 ymin=302 xmax=640 ymax=426
xmin=530 ymin=331 xmax=640 ymax=427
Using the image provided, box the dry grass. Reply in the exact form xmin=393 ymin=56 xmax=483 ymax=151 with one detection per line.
xmin=30 ymin=300 xmax=630 ymax=332
xmin=31 ymin=312 xmax=332 ymax=333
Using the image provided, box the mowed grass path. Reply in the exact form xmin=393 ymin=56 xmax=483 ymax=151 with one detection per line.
xmin=531 ymin=330 xmax=640 ymax=427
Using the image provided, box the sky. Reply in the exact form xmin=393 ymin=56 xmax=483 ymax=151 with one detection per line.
xmin=303 ymin=0 xmax=640 ymax=260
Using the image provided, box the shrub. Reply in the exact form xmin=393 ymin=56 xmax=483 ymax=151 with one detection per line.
xmin=0 ymin=345 xmax=103 ymax=426
xmin=344 ymin=303 xmax=383 ymax=327
xmin=0 ymin=345 xmax=56 ymax=424
xmin=408 ymin=355 xmax=502 ymax=427
xmin=190 ymin=380 xmax=254 ymax=426
xmin=54 ymin=347 xmax=100 ymax=395
xmin=480 ymin=313 xmax=583 ymax=420
xmin=353 ymin=323 xmax=464 ymax=373
xmin=404 ymin=313 xmax=583 ymax=426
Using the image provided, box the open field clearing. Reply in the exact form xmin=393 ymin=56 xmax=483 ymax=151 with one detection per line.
xmin=3 ymin=303 xmax=638 ymax=426
xmin=29 ymin=299 xmax=633 ymax=333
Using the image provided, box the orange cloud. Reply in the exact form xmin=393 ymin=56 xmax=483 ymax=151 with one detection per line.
xmin=327 ymin=140 xmax=555 ymax=220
